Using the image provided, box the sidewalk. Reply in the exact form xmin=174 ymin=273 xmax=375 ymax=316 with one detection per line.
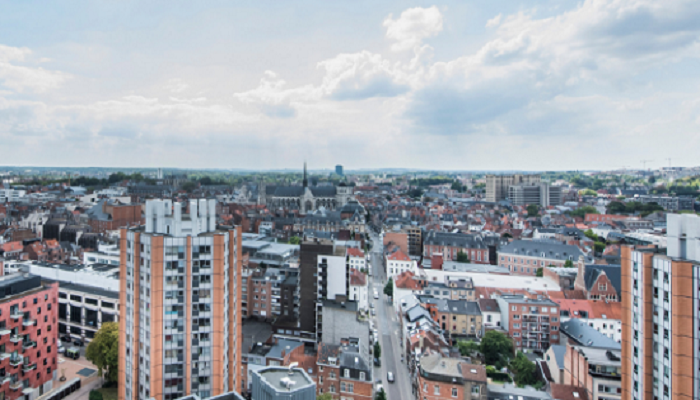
xmin=67 ymin=378 xmax=103 ymax=400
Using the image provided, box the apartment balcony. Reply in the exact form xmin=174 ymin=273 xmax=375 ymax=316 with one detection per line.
xmin=10 ymin=311 xmax=22 ymax=320
xmin=9 ymin=381 xmax=22 ymax=390
xmin=22 ymin=363 xmax=36 ymax=372
xmin=22 ymin=319 xmax=35 ymax=327
xmin=9 ymin=358 xmax=22 ymax=367
xmin=0 ymin=353 xmax=9 ymax=360
xmin=0 ymin=375 xmax=10 ymax=385
xmin=10 ymin=335 xmax=21 ymax=343
xmin=23 ymin=341 xmax=36 ymax=349
xmin=0 ymin=330 xmax=10 ymax=337
xmin=522 ymin=316 xmax=537 ymax=324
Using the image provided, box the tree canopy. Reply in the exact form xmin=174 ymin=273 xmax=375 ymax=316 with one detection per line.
xmin=375 ymin=388 xmax=387 ymax=400
xmin=288 ymin=236 xmax=301 ymax=245
xmin=456 ymin=251 xmax=470 ymax=263
xmin=567 ymin=205 xmax=599 ymax=218
xmin=384 ymin=278 xmax=393 ymax=297
xmin=480 ymin=330 xmax=513 ymax=368
xmin=86 ymin=322 xmax=119 ymax=382
xmin=607 ymin=201 xmax=664 ymax=217
xmin=510 ymin=351 xmax=538 ymax=386
xmin=526 ymin=204 xmax=539 ymax=217
xmin=564 ymin=260 xmax=574 ymax=268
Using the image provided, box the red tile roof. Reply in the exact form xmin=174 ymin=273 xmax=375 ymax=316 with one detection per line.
xmin=0 ymin=241 xmax=23 ymax=253
xmin=346 ymin=248 xmax=365 ymax=258
xmin=387 ymin=249 xmax=410 ymax=262
xmin=348 ymin=268 xmax=366 ymax=286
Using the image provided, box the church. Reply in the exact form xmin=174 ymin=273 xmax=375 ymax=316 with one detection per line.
xmin=258 ymin=163 xmax=353 ymax=214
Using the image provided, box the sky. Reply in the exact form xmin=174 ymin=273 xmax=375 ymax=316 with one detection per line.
xmin=1 ymin=0 xmax=699 ymax=171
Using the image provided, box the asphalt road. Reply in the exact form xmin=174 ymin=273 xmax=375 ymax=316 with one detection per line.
xmin=369 ymin=230 xmax=413 ymax=400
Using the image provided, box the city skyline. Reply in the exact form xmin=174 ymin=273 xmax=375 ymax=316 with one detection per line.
xmin=1 ymin=0 xmax=699 ymax=170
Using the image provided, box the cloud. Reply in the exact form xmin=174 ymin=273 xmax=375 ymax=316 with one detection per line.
xmin=383 ymin=6 xmax=443 ymax=52
xmin=0 ymin=44 xmax=69 ymax=93
xmin=164 ymin=79 xmax=189 ymax=94
xmin=318 ymin=52 xmax=409 ymax=100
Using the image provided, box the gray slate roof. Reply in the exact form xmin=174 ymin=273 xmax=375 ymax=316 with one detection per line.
xmin=584 ymin=264 xmax=621 ymax=294
xmin=499 ymin=240 xmax=585 ymax=261
xmin=560 ymin=319 xmax=621 ymax=350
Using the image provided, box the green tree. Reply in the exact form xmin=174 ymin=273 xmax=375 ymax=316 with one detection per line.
xmin=510 ymin=351 xmax=537 ymax=386
xmin=480 ymin=330 xmax=513 ymax=367
xmin=317 ymin=394 xmax=333 ymax=400
xmin=375 ymin=388 xmax=387 ymax=400
xmin=526 ymin=204 xmax=539 ymax=217
xmin=384 ymin=278 xmax=393 ymax=298
xmin=457 ymin=340 xmax=480 ymax=356
xmin=288 ymin=236 xmax=301 ymax=245
xmin=86 ymin=322 xmax=119 ymax=382
xmin=648 ymin=176 xmax=656 ymax=184
xmin=374 ymin=342 xmax=381 ymax=359
xmin=535 ymin=268 xmax=543 ymax=277
xmin=564 ymin=260 xmax=574 ymax=268
xmin=584 ymin=229 xmax=597 ymax=241
xmin=199 ymin=176 xmax=213 ymax=185
xmin=89 ymin=391 xmax=103 ymax=400
xmin=501 ymin=232 xmax=513 ymax=239
xmin=568 ymin=206 xmax=599 ymax=218
xmin=594 ymin=242 xmax=606 ymax=254
xmin=181 ymin=181 xmax=196 ymax=193
xmin=456 ymin=251 xmax=470 ymax=263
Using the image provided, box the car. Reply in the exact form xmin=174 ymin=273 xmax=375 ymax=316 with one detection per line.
xmin=58 ymin=344 xmax=65 ymax=355
xmin=61 ymin=336 xmax=72 ymax=342
xmin=371 ymin=309 xmax=376 ymax=316
xmin=73 ymin=339 xmax=84 ymax=347
xmin=374 ymin=291 xmax=379 ymax=299
xmin=370 ymin=303 xmax=375 ymax=309
xmin=387 ymin=372 xmax=394 ymax=383
xmin=66 ymin=347 xmax=80 ymax=360
xmin=374 ymin=357 xmax=381 ymax=367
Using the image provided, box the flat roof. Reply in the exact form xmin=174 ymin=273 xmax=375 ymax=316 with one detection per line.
xmin=419 ymin=269 xmax=561 ymax=292
xmin=256 ymin=367 xmax=314 ymax=392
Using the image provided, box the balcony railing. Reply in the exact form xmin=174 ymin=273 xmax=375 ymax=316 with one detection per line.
xmin=9 ymin=358 xmax=22 ymax=367
xmin=10 ymin=311 xmax=22 ymax=319
xmin=22 ymin=341 xmax=36 ymax=350
xmin=22 ymin=363 xmax=36 ymax=372
xmin=9 ymin=381 xmax=22 ymax=390
xmin=22 ymin=319 xmax=35 ymax=327
xmin=10 ymin=335 xmax=22 ymax=343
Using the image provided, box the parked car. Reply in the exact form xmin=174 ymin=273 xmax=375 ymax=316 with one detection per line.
xmin=58 ymin=344 xmax=65 ymax=355
xmin=73 ymin=339 xmax=84 ymax=347
xmin=371 ymin=309 xmax=376 ymax=316
xmin=387 ymin=372 xmax=394 ymax=383
xmin=374 ymin=358 xmax=381 ymax=367
xmin=370 ymin=303 xmax=375 ymax=309
xmin=61 ymin=336 xmax=72 ymax=343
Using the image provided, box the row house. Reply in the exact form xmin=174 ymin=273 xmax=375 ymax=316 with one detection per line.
xmin=423 ymin=231 xmax=493 ymax=264
xmin=494 ymin=295 xmax=561 ymax=352
xmin=316 ymin=342 xmax=373 ymax=400
xmin=573 ymin=262 xmax=621 ymax=302
xmin=385 ymin=249 xmax=417 ymax=279
xmin=421 ymin=298 xmax=482 ymax=338
xmin=498 ymin=240 xmax=587 ymax=276
xmin=422 ymin=275 xmax=475 ymax=301
xmin=416 ymin=353 xmax=487 ymax=400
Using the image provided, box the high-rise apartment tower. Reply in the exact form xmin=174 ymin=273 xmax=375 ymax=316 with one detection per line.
xmin=119 ymin=199 xmax=243 ymax=400
xmin=622 ymin=214 xmax=700 ymax=400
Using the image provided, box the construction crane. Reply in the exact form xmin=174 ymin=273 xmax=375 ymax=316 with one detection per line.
xmin=641 ymin=159 xmax=654 ymax=170
xmin=665 ymin=158 xmax=672 ymax=168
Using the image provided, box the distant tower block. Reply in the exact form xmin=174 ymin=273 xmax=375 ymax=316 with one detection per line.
xmin=157 ymin=168 xmax=163 ymax=179
xmin=335 ymin=165 xmax=344 ymax=176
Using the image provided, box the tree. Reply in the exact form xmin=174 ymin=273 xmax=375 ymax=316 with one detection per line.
xmin=374 ymin=342 xmax=381 ymax=359
xmin=199 ymin=176 xmax=213 ymax=185
xmin=594 ymin=242 xmax=606 ymax=254
xmin=510 ymin=351 xmax=537 ymax=386
xmin=568 ymin=205 xmax=599 ymax=218
xmin=89 ymin=391 xmax=103 ymax=400
xmin=181 ymin=181 xmax=196 ymax=193
xmin=375 ymin=388 xmax=387 ymax=400
xmin=648 ymin=176 xmax=656 ymax=184
xmin=456 ymin=251 xmax=470 ymax=263
xmin=584 ymin=229 xmax=597 ymax=241
xmin=86 ymin=322 xmax=119 ymax=382
xmin=535 ymin=268 xmax=543 ymax=277
xmin=480 ymin=330 xmax=513 ymax=367
xmin=457 ymin=340 xmax=480 ymax=356
xmin=564 ymin=260 xmax=574 ymax=268
xmin=526 ymin=204 xmax=539 ymax=217
xmin=288 ymin=236 xmax=301 ymax=245
xmin=384 ymin=278 xmax=393 ymax=298
xmin=501 ymin=232 xmax=513 ymax=239
xmin=317 ymin=394 xmax=333 ymax=400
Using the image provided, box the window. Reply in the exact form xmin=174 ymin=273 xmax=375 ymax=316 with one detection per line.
xmin=434 ymin=385 xmax=440 ymax=395
xmin=452 ymin=388 xmax=458 ymax=397
xmin=599 ymin=283 xmax=607 ymax=291
xmin=471 ymin=386 xmax=480 ymax=394
xmin=344 ymin=369 xmax=349 ymax=378
xmin=359 ymin=372 xmax=365 ymax=381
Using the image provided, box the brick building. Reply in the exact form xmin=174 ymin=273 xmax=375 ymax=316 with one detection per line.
xmin=87 ymin=199 xmax=143 ymax=234
xmin=416 ymin=353 xmax=487 ymax=400
xmin=573 ymin=262 xmax=621 ymax=302
xmin=0 ymin=274 xmax=59 ymax=400
xmin=494 ymin=295 xmax=561 ymax=352
xmin=316 ymin=342 xmax=372 ymax=400
xmin=498 ymin=240 xmax=587 ymax=276
xmin=423 ymin=231 xmax=493 ymax=264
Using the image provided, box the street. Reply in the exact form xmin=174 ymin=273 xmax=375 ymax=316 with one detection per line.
xmin=369 ymin=230 xmax=413 ymax=400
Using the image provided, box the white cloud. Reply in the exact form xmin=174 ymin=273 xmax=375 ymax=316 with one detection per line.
xmin=0 ymin=44 xmax=69 ymax=93
xmin=383 ymin=6 xmax=443 ymax=52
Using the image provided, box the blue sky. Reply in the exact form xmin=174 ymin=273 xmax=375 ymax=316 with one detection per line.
xmin=1 ymin=0 xmax=699 ymax=170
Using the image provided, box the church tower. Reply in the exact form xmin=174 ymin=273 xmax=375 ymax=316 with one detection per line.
xmin=303 ymin=161 xmax=308 ymax=188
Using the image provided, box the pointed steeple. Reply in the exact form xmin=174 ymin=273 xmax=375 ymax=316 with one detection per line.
xmin=303 ymin=161 xmax=308 ymax=188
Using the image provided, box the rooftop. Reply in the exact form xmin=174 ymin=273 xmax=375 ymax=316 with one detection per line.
xmin=255 ymin=367 xmax=315 ymax=393
xmin=560 ymin=320 xmax=621 ymax=350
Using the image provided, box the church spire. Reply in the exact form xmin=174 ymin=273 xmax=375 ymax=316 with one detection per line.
xmin=303 ymin=161 xmax=308 ymax=188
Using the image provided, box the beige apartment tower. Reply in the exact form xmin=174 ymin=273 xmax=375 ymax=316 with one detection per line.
xmin=621 ymin=214 xmax=700 ymax=400
xmin=485 ymin=174 xmax=541 ymax=202
xmin=118 ymin=199 xmax=243 ymax=400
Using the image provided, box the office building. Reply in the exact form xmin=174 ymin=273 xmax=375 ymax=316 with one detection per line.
xmin=0 ymin=274 xmax=59 ymax=400
xmin=335 ymin=165 xmax=343 ymax=176
xmin=622 ymin=214 xmax=700 ymax=400
xmin=118 ymin=199 xmax=243 ymax=400
xmin=507 ymin=183 xmax=563 ymax=207
xmin=485 ymin=174 xmax=541 ymax=203
xmin=251 ymin=366 xmax=316 ymax=400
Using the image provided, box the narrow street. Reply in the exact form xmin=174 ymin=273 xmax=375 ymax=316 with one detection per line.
xmin=369 ymin=230 xmax=413 ymax=400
